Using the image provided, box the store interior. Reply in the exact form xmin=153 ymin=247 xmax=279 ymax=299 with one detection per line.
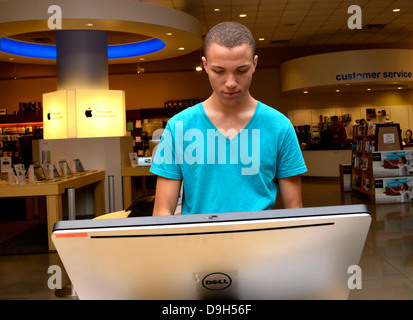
xmin=1 ymin=0 xmax=413 ymax=300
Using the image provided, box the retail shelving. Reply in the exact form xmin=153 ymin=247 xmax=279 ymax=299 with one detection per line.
xmin=351 ymin=123 xmax=376 ymax=201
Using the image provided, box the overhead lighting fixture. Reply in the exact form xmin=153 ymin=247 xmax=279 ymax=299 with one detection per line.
xmin=165 ymin=32 xmax=173 ymax=36
xmin=303 ymin=90 xmax=309 ymax=94
xmin=239 ymin=14 xmax=247 ymax=18
xmin=85 ymin=23 xmax=94 ymax=27
xmin=195 ymin=50 xmax=203 ymax=72
xmin=367 ymin=88 xmax=371 ymax=91
xmin=214 ymin=8 xmax=220 ymax=12
xmin=393 ymin=8 xmax=401 ymax=12
xmin=178 ymin=47 xmax=185 ymax=51
xmin=336 ymin=89 xmax=340 ymax=92
xmin=258 ymin=38 xmax=265 ymax=41
xmin=398 ymin=87 xmax=403 ymax=90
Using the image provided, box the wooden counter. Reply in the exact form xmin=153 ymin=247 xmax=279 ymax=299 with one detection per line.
xmin=302 ymin=149 xmax=352 ymax=178
xmin=0 ymin=170 xmax=105 ymax=250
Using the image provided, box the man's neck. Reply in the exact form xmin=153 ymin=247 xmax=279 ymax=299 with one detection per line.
xmin=204 ymin=93 xmax=256 ymax=116
xmin=202 ymin=94 xmax=257 ymax=139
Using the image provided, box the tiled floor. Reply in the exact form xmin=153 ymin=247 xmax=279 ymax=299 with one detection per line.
xmin=0 ymin=177 xmax=413 ymax=300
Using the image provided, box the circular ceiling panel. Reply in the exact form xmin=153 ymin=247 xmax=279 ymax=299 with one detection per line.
xmin=0 ymin=0 xmax=203 ymax=64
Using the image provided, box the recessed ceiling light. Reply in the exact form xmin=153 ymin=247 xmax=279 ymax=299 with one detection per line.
xmin=139 ymin=58 xmax=145 ymax=61
xmin=239 ymin=13 xmax=247 ymax=18
xmin=214 ymin=8 xmax=220 ymax=12
xmin=195 ymin=66 xmax=202 ymax=71
xmin=178 ymin=47 xmax=185 ymax=51
xmin=336 ymin=89 xmax=340 ymax=92
xmin=85 ymin=23 xmax=94 ymax=27
xmin=258 ymin=38 xmax=265 ymax=41
xmin=8 ymin=57 xmax=14 ymax=61
xmin=393 ymin=8 xmax=401 ymax=12
xmin=303 ymin=90 xmax=309 ymax=94
xmin=398 ymin=87 xmax=403 ymax=90
xmin=367 ymin=88 xmax=371 ymax=91
xmin=165 ymin=32 xmax=173 ymax=36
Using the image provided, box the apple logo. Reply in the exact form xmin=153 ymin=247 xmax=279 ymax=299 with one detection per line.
xmin=47 ymin=112 xmax=51 ymax=120
xmin=85 ymin=108 xmax=93 ymax=118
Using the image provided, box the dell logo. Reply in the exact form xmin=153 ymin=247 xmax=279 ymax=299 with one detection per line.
xmin=202 ymin=273 xmax=232 ymax=291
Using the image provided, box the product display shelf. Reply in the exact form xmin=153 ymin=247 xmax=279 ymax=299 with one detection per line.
xmin=126 ymin=108 xmax=184 ymax=157
xmin=351 ymin=123 xmax=376 ymax=201
xmin=0 ymin=113 xmax=43 ymax=162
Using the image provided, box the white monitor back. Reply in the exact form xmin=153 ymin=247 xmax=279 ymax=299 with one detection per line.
xmin=52 ymin=204 xmax=371 ymax=300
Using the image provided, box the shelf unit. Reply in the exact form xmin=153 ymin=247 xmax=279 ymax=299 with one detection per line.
xmin=0 ymin=113 xmax=43 ymax=165
xmin=351 ymin=122 xmax=404 ymax=202
xmin=351 ymin=123 xmax=376 ymax=201
xmin=126 ymin=107 xmax=185 ymax=156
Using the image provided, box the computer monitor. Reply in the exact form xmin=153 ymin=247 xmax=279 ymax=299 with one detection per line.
xmin=58 ymin=160 xmax=72 ymax=176
xmin=52 ymin=204 xmax=371 ymax=300
xmin=33 ymin=165 xmax=46 ymax=181
xmin=73 ymin=159 xmax=85 ymax=173
xmin=51 ymin=164 xmax=60 ymax=178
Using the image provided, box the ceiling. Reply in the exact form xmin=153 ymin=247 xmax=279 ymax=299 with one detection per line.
xmin=1 ymin=0 xmax=413 ymax=60
xmin=1 ymin=0 xmax=413 ymax=93
xmin=133 ymin=0 xmax=413 ymax=48
xmin=2 ymin=0 xmax=413 ymax=51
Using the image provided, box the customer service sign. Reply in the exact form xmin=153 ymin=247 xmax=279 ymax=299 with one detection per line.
xmin=280 ymin=49 xmax=413 ymax=92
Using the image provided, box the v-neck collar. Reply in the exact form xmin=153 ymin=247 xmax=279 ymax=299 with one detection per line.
xmin=198 ymin=101 xmax=261 ymax=141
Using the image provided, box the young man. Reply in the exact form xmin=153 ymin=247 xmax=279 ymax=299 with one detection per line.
xmin=150 ymin=22 xmax=307 ymax=216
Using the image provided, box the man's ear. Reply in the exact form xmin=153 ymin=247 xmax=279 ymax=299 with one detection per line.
xmin=253 ymin=55 xmax=258 ymax=72
xmin=202 ymin=56 xmax=208 ymax=73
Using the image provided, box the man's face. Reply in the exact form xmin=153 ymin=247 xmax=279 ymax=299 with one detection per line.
xmin=202 ymin=43 xmax=258 ymax=107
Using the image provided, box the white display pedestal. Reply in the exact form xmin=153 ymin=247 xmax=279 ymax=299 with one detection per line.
xmin=32 ymin=136 xmax=133 ymax=215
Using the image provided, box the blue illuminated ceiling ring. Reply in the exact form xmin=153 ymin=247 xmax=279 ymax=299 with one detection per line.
xmin=0 ymin=0 xmax=202 ymax=64
xmin=0 ymin=37 xmax=166 ymax=60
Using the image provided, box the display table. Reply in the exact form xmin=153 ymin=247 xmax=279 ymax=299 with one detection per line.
xmin=0 ymin=170 xmax=105 ymax=250
xmin=121 ymin=166 xmax=155 ymax=209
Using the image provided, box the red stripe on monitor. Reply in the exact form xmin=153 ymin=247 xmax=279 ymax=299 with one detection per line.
xmin=55 ymin=232 xmax=88 ymax=238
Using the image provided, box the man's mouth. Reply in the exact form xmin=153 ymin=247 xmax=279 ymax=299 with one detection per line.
xmin=223 ymin=91 xmax=239 ymax=97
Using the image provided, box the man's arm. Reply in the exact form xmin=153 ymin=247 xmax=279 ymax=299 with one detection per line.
xmin=277 ymin=175 xmax=303 ymax=208
xmin=152 ymin=176 xmax=182 ymax=216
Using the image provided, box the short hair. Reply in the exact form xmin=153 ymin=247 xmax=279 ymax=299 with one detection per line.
xmin=203 ymin=22 xmax=256 ymax=58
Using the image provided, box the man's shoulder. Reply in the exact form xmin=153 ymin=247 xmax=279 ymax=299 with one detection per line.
xmin=257 ymin=101 xmax=291 ymax=124
xmin=169 ymin=103 xmax=201 ymax=122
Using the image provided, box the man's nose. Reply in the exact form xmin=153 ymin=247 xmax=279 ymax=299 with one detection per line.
xmin=225 ymin=74 xmax=237 ymax=88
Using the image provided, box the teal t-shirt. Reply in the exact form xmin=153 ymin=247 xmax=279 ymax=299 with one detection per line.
xmin=150 ymin=101 xmax=307 ymax=215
